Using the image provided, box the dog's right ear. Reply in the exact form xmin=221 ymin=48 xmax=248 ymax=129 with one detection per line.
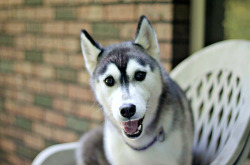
xmin=80 ymin=30 xmax=102 ymax=75
xmin=134 ymin=16 xmax=160 ymax=61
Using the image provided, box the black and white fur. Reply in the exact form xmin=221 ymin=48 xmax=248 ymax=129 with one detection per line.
xmin=77 ymin=16 xmax=194 ymax=165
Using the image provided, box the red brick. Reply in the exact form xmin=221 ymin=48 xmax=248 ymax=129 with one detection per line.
xmin=15 ymin=34 xmax=36 ymax=50
xmin=17 ymin=90 xmax=33 ymax=103
xmin=36 ymin=36 xmax=79 ymax=52
xmin=77 ymin=71 xmax=90 ymax=85
xmin=0 ymin=126 xmax=24 ymax=141
xmin=4 ymin=100 xmax=19 ymax=113
xmin=1 ymin=74 xmax=25 ymax=88
xmin=5 ymin=102 xmax=20 ymax=116
xmin=44 ymin=52 xmax=68 ymax=66
xmin=77 ymin=6 xmax=104 ymax=21
xmin=4 ymin=22 xmax=25 ymax=34
xmin=5 ymin=100 xmax=45 ymax=120
xmin=44 ymin=110 xmax=66 ymax=126
xmin=72 ymin=0 xmax=90 ymax=4
xmin=66 ymin=22 xmax=92 ymax=36
xmin=62 ymin=38 xmax=79 ymax=52
xmin=53 ymin=128 xmax=78 ymax=142
xmin=43 ymin=22 xmax=66 ymax=35
xmin=32 ymin=64 xmax=55 ymax=79
xmin=13 ymin=7 xmax=53 ymax=20
xmin=15 ymin=8 xmax=36 ymax=20
xmin=68 ymin=54 xmax=84 ymax=69
xmin=0 ymin=0 xmax=23 ymax=6
xmin=159 ymin=42 xmax=172 ymax=60
xmin=0 ymin=138 xmax=16 ymax=152
xmin=120 ymin=23 xmax=137 ymax=39
xmin=0 ymin=74 xmax=6 ymax=85
xmin=35 ymin=36 xmax=51 ymax=50
xmin=44 ymin=81 xmax=67 ymax=96
xmin=0 ymin=113 xmax=15 ymax=125
xmin=74 ymin=103 xmax=103 ymax=121
xmin=0 ymin=10 xmax=9 ymax=20
xmin=162 ymin=61 xmax=171 ymax=72
xmin=32 ymin=122 xmax=52 ymax=139
xmin=43 ymin=0 xmax=67 ymax=4
xmin=7 ymin=154 xmax=23 ymax=165
xmin=137 ymin=4 xmax=173 ymax=21
xmin=0 ymin=23 xmax=3 ymax=31
xmin=53 ymin=98 xmax=74 ymax=113
xmin=44 ymin=0 xmax=88 ymax=5
xmin=35 ymin=7 xmax=54 ymax=20
xmin=67 ymin=85 xmax=95 ymax=102
xmin=36 ymin=37 xmax=57 ymax=50
xmin=7 ymin=154 xmax=31 ymax=165
xmin=24 ymin=105 xmax=45 ymax=120
xmin=4 ymin=89 xmax=17 ymax=101
xmin=0 ymin=47 xmax=25 ymax=60
xmin=15 ymin=61 xmax=33 ymax=75
xmin=96 ymin=0 xmax=117 ymax=2
xmin=1 ymin=138 xmax=16 ymax=152
xmin=89 ymin=122 xmax=102 ymax=129
xmin=4 ymin=89 xmax=33 ymax=104
xmin=22 ymin=134 xmax=45 ymax=150
xmin=25 ymin=78 xmax=43 ymax=93
xmin=155 ymin=23 xmax=173 ymax=41
xmin=32 ymin=122 xmax=78 ymax=142
xmin=105 ymin=4 xmax=135 ymax=21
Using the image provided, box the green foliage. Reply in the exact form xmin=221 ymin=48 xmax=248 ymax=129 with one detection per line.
xmin=56 ymin=67 xmax=77 ymax=82
xmin=0 ymin=60 xmax=14 ymax=73
xmin=66 ymin=116 xmax=89 ymax=132
xmin=55 ymin=8 xmax=76 ymax=20
xmin=15 ymin=117 xmax=32 ymax=131
xmin=25 ymin=50 xmax=43 ymax=63
xmin=35 ymin=94 xmax=52 ymax=108
xmin=0 ymin=34 xmax=14 ymax=46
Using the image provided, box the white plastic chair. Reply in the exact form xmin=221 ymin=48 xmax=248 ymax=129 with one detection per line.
xmin=32 ymin=142 xmax=78 ymax=165
xmin=170 ymin=40 xmax=250 ymax=165
xmin=32 ymin=40 xmax=250 ymax=165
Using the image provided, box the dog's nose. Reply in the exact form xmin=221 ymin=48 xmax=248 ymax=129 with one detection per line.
xmin=120 ymin=104 xmax=136 ymax=118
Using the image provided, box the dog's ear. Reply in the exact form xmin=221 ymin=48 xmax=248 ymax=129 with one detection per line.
xmin=81 ymin=30 xmax=102 ymax=74
xmin=134 ymin=16 xmax=160 ymax=60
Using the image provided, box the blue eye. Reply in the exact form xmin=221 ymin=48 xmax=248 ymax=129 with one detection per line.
xmin=134 ymin=71 xmax=146 ymax=81
xmin=104 ymin=76 xmax=115 ymax=86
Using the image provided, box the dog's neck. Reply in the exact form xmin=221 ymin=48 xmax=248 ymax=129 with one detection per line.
xmin=125 ymin=126 xmax=165 ymax=151
xmin=105 ymin=117 xmax=166 ymax=151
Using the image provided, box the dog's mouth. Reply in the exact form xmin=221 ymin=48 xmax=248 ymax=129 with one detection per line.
xmin=121 ymin=117 xmax=144 ymax=139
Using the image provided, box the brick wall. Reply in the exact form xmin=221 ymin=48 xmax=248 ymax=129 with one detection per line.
xmin=0 ymin=0 xmax=190 ymax=164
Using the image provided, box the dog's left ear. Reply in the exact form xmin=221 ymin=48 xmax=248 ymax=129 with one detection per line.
xmin=80 ymin=30 xmax=102 ymax=75
xmin=134 ymin=16 xmax=160 ymax=60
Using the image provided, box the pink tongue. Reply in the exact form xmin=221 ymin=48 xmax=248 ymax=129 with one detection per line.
xmin=122 ymin=120 xmax=139 ymax=134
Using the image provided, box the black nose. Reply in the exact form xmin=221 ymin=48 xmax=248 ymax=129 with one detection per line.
xmin=120 ymin=104 xmax=136 ymax=118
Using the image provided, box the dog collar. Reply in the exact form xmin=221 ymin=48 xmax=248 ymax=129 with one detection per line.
xmin=126 ymin=127 xmax=165 ymax=151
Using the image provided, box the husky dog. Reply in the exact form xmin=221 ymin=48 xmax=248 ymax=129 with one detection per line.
xmin=76 ymin=16 xmax=194 ymax=165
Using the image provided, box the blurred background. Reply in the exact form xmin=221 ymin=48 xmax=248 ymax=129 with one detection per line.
xmin=0 ymin=0 xmax=249 ymax=164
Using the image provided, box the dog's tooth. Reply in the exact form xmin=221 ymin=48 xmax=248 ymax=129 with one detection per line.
xmin=138 ymin=125 xmax=142 ymax=131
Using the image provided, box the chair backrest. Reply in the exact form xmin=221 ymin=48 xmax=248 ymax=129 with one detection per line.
xmin=170 ymin=40 xmax=250 ymax=165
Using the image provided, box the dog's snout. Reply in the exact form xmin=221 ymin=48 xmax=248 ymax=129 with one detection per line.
xmin=120 ymin=104 xmax=136 ymax=118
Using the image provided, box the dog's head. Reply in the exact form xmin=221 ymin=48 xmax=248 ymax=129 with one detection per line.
xmin=81 ymin=16 xmax=164 ymax=141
